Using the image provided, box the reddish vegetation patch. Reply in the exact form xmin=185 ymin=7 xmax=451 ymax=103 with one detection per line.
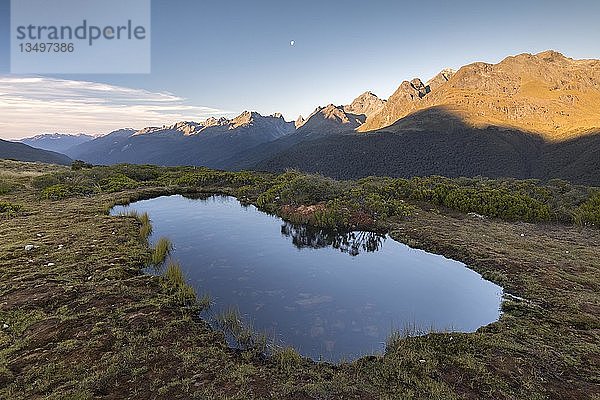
xmin=347 ymin=210 xmax=376 ymax=229
xmin=280 ymin=203 xmax=377 ymax=230
xmin=281 ymin=203 xmax=326 ymax=218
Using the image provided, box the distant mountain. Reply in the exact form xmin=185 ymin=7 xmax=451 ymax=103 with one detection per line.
xmin=56 ymin=50 xmax=600 ymax=185
xmin=359 ymin=51 xmax=600 ymax=138
xmin=221 ymin=100 xmax=373 ymax=170
xmin=343 ymin=91 xmax=386 ymax=119
xmin=0 ymin=139 xmax=72 ymax=165
xmin=19 ymin=133 xmax=94 ymax=154
xmin=245 ymin=51 xmax=600 ymax=185
xmin=67 ymin=112 xmax=295 ymax=167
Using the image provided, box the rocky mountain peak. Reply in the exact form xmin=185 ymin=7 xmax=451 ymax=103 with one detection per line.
xmin=344 ymin=91 xmax=386 ymax=118
xmin=231 ymin=111 xmax=259 ymax=128
xmin=393 ymin=78 xmax=428 ymax=103
xmin=295 ymin=115 xmax=306 ymax=129
xmin=359 ymin=50 xmax=600 ymax=138
xmin=171 ymin=121 xmax=203 ymax=135
xmin=203 ymin=117 xmax=229 ymax=128
xmin=426 ymin=68 xmax=455 ymax=92
xmin=320 ymin=104 xmax=352 ymax=124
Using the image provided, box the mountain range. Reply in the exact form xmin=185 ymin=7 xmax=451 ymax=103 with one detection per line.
xmin=6 ymin=50 xmax=600 ymax=185
xmin=19 ymin=133 xmax=95 ymax=154
xmin=0 ymin=139 xmax=72 ymax=165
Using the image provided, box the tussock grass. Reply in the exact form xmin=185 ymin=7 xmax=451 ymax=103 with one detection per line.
xmin=138 ymin=212 xmax=152 ymax=239
xmin=197 ymin=293 xmax=212 ymax=310
xmin=164 ymin=261 xmax=185 ymax=287
xmin=117 ymin=209 xmax=153 ymax=239
xmin=385 ymin=323 xmax=439 ymax=353
xmin=161 ymin=261 xmax=196 ymax=306
xmin=216 ymin=306 xmax=270 ymax=355
xmin=272 ymin=346 xmax=303 ymax=372
xmin=151 ymin=237 xmax=172 ymax=265
xmin=217 ymin=306 xmax=242 ymax=334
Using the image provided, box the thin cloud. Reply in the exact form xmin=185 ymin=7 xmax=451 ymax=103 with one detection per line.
xmin=0 ymin=76 xmax=234 ymax=139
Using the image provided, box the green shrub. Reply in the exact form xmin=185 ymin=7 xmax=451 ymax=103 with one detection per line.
xmin=32 ymin=174 xmax=61 ymax=189
xmin=360 ymin=176 xmax=553 ymax=223
xmin=0 ymin=202 xmax=22 ymax=216
xmin=71 ymin=160 xmax=93 ymax=170
xmin=347 ymin=188 xmax=415 ymax=220
xmin=442 ymin=188 xmax=551 ymax=222
xmin=175 ymin=170 xmax=261 ymax=188
xmin=99 ymin=164 xmax=163 ymax=182
xmin=41 ymin=184 xmax=71 ymax=200
xmin=257 ymin=171 xmax=347 ymax=209
xmin=0 ymin=179 xmax=13 ymax=194
xmin=40 ymin=184 xmax=97 ymax=200
xmin=99 ymin=174 xmax=139 ymax=192
xmin=575 ymin=192 xmax=600 ymax=227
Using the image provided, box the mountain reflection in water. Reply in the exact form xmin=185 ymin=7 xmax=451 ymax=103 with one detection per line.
xmin=111 ymin=194 xmax=503 ymax=362
xmin=280 ymin=222 xmax=385 ymax=256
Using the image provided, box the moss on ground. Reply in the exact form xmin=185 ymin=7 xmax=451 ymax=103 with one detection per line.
xmin=0 ymin=160 xmax=598 ymax=399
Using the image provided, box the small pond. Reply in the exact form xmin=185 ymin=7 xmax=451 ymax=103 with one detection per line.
xmin=111 ymin=195 xmax=502 ymax=362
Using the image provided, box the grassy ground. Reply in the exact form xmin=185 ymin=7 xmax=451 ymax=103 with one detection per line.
xmin=0 ymin=160 xmax=598 ymax=399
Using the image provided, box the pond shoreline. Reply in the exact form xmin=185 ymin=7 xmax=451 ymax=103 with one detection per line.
xmin=110 ymin=193 xmax=503 ymax=362
xmin=1 ymin=161 xmax=598 ymax=399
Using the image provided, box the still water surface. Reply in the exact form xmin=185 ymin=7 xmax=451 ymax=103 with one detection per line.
xmin=111 ymin=195 xmax=502 ymax=361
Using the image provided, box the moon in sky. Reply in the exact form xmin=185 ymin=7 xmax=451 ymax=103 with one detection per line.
xmin=290 ymin=40 xmax=295 ymax=46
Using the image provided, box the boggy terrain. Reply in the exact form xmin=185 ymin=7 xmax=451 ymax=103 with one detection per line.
xmin=0 ymin=160 xmax=599 ymax=399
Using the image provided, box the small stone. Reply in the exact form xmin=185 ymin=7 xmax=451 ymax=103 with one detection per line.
xmin=36 ymin=233 xmax=42 ymax=237
xmin=25 ymin=245 xmax=34 ymax=251
xmin=2 ymin=323 xmax=8 ymax=329
xmin=87 ymin=276 xmax=93 ymax=281
xmin=467 ymin=212 xmax=485 ymax=219
xmin=47 ymin=262 xmax=55 ymax=267
xmin=419 ymin=359 xmax=426 ymax=363
xmin=520 ymin=233 xmax=525 ymax=237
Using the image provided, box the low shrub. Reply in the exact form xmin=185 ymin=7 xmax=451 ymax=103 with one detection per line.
xmin=71 ymin=160 xmax=93 ymax=170
xmin=257 ymin=171 xmax=347 ymax=210
xmin=99 ymin=174 xmax=139 ymax=192
xmin=0 ymin=202 xmax=22 ymax=216
xmin=0 ymin=179 xmax=13 ymax=194
xmin=175 ymin=170 xmax=261 ymax=188
xmin=41 ymin=184 xmax=97 ymax=200
xmin=575 ymin=192 xmax=600 ymax=227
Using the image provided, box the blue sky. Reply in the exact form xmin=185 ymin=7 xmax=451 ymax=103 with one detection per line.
xmin=1 ymin=0 xmax=599 ymax=138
